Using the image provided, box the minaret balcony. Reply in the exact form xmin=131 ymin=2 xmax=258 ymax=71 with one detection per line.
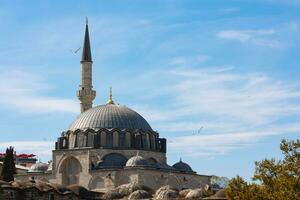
xmin=77 ymin=89 xmax=96 ymax=99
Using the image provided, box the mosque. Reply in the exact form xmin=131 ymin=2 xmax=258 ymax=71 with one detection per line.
xmin=16 ymin=19 xmax=211 ymax=191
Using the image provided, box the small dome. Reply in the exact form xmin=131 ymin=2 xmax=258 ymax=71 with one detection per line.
xmin=126 ymin=154 xmax=149 ymax=167
xmin=68 ymin=104 xmax=153 ymax=131
xmin=28 ymin=162 xmax=48 ymax=173
xmin=172 ymin=159 xmax=193 ymax=173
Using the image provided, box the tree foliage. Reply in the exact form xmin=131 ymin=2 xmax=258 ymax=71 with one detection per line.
xmin=226 ymin=139 xmax=300 ymax=200
xmin=210 ymin=175 xmax=230 ymax=188
xmin=0 ymin=146 xmax=16 ymax=182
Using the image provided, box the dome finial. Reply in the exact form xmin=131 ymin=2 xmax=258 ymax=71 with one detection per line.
xmin=107 ymin=87 xmax=115 ymax=104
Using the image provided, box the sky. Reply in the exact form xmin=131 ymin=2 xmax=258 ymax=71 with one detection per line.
xmin=0 ymin=0 xmax=300 ymax=181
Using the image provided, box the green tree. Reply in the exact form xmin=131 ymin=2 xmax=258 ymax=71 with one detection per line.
xmin=226 ymin=139 xmax=300 ymax=200
xmin=0 ymin=147 xmax=16 ymax=182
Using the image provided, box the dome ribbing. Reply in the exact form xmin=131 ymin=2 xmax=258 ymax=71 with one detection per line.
xmin=69 ymin=104 xmax=153 ymax=131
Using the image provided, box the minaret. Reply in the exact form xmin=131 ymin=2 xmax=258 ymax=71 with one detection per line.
xmin=77 ymin=17 xmax=96 ymax=113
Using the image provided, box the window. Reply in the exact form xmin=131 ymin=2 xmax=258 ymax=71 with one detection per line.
xmin=119 ymin=133 xmax=125 ymax=147
xmin=87 ymin=132 xmax=95 ymax=147
xmin=142 ymin=134 xmax=150 ymax=149
xmin=94 ymin=133 xmax=101 ymax=147
xmin=135 ymin=133 xmax=142 ymax=149
xmin=106 ymin=132 xmax=113 ymax=148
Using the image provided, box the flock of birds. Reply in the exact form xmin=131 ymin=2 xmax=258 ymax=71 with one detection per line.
xmin=168 ymin=126 xmax=204 ymax=143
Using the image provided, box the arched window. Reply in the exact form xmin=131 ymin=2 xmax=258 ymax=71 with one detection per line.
xmin=69 ymin=133 xmax=76 ymax=148
xmin=135 ymin=133 xmax=142 ymax=149
xmin=87 ymin=132 xmax=94 ymax=147
xmin=142 ymin=133 xmax=150 ymax=149
xmin=130 ymin=133 xmax=135 ymax=148
xmin=100 ymin=131 xmax=106 ymax=147
xmin=62 ymin=137 xmax=68 ymax=149
xmin=106 ymin=132 xmax=113 ymax=148
xmin=119 ymin=133 xmax=126 ymax=148
xmin=76 ymin=132 xmax=86 ymax=147
xmin=94 ymin=133 xmax=101 ymax=148
xmin=150 ymin=135 xmax=156 ymax=150
xmin=113 ymin=131 xmax=119 ymax=147
xmin=125 ymin=132 xmax=131 ymax=148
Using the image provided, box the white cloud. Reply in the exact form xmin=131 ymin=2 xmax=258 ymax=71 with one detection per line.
xmin=166 ymin=67 xmax=300 ymax=125
xmin=168 ymin=122 xmax=300 ymax=157
xmin=2 ymin=66 xmax=299 ymax=160
xmin=0 ymin=70 xmax=78 ymax=114
xmin=217 ymin=29 xmax=280 ymax=47
xmin=132 ymin=67 xmax=300 ymax=157
xmin=170 ymin=55 xmax=211 ymax=66
xmin=168 ymin=131 xmax=275 ymax=157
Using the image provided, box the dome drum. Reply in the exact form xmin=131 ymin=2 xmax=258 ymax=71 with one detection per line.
xmin=57 ymin=103 xmax=167 ymax=152
xmin=55 ymin=128 xmax=166 ymax=153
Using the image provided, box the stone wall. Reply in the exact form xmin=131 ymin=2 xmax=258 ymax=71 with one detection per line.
xmin=88 ymin=167 xmax=211 ymax=191
xmin=15 ymin=173 xmax=53 ymax=182
xmin=52 ymin=148 xmax=166 ymax=187
xmin=17 ymin=148 xmax=209 ymax=191
xmin=88 ymin=148 xmax=167 ymax=165
xmin=52 ymin=149 xmax=91 ymax=187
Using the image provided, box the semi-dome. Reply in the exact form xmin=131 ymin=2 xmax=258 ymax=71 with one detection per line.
xmin=69 ymin=104 xmax=153 ymax=131
xmin=172 ymin=159 xmax=193 ymax=173
xmin=126 ymin=154 xmax=149 ymax=167
xmin=28 ymin=162 xmax=49 ymax=173
xmin=97 ymin=153 xmax=128 ymax=168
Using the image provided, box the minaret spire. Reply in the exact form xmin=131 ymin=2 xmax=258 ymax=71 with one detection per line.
xmin=77 ymin=18 xmax=96 ymax=113
xmin=81 ymin=17 xmax=92 ymax=63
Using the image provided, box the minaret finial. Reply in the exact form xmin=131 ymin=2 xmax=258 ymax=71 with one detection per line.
xmin=180 ymin=157 xmax=182 ymax=162
xmin=107 ymin=87 xmax=115 ymax=104
xmin=85 ymin=16 xmax=88 ymax=25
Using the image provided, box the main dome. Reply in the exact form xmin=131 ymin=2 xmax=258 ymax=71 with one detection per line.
xmin=68 ymin=104 xmax=153 ymax=131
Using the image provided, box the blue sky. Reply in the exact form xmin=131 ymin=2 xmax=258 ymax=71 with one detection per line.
xmin=0 ymin=0 xmax=300 ymax=181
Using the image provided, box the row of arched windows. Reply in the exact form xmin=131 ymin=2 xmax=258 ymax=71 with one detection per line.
xmin=56 ymin=130 xmax=166 ymax=152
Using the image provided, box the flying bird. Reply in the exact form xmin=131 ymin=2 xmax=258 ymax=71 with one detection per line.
xmin=192 ymin=126 xmax=204 ymax=136
xmin=198 ymin=126 xmax=204 ymax=134
xmin=69 ymin=47 xmax=81 ymax=54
